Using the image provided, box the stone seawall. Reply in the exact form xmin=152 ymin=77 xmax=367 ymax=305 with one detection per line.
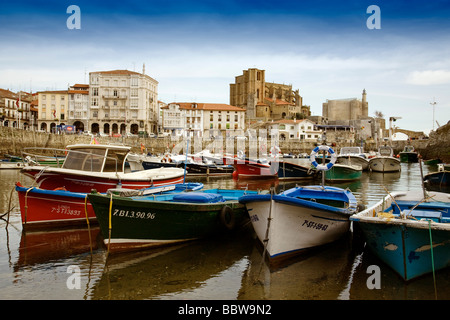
xmin=0 ymin=126 xmax=433 ymax=158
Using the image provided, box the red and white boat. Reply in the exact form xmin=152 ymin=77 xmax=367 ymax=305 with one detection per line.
xmin=224 ymin=156 xmax=278 ymax=179
xmin=21 ymin=144 xmax=185 ymax=193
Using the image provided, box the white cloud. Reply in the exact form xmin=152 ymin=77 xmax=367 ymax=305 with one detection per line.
xmin=407 ymin=70 xmax=450 ymax=85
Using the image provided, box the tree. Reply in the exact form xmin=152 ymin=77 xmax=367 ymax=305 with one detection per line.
xmin=374 ymin=110 xmax=384 ymax=119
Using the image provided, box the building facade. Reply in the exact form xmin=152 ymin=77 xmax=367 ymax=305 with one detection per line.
xmin=88 ymin=68 xmax=158 ymax=136
xmin=161 ymin=102 xmax=246 ymax=138
xmin=267 ymin=119 xmax=322 ymax=142
xmin=322 ymin=89 xmax=369 ymax=123
xmin=68 ymin=84 xmax=90 ymax=132
xmin=230 ymin=68 xmax=309 ymax=121
xmin=37 ymin=90 xmax=69 ymax=132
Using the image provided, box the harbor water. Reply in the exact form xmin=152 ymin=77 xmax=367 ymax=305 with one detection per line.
xmin=0 ymin=160 xmax=449 ymax=300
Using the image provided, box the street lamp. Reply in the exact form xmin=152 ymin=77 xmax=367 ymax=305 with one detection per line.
xmin=389 ymin=116 xmax=402 ymax=142
xmin=430 ymin=99 xmax=437 ymax=131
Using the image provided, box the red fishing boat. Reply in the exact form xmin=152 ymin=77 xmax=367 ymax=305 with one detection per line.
xmin=20 ymin=144 xmax=185 ymax=193
xmin=224 ymin=156 xmax=278 ymax=179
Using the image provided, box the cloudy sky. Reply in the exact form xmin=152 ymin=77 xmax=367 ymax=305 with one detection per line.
xmin=1 ymin=0 xmax=449 ymax=134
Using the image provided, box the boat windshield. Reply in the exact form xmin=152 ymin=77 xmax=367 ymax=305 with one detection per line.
xmin=62 ymin=148 xmax=106 ymax=172
xmin=379 ymin=146 xmax=392 ymax=156
xmin=103 ymin=149 xmax=128 ymax=172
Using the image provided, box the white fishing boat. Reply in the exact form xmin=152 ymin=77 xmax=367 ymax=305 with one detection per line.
xmin=239 ymin=146 xmax=358 ymax=263
xmin=336 ymin=147 xmax=369 ymax=171
xmin=368 ymin=146 xmax=401 ymax=172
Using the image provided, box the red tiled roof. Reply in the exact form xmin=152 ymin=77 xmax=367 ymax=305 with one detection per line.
xmin=91 ymin=69 xmax=142 ymax=76
xmin=68 ymin=90 xmax=89 ymax=94
xmin=165 ymin=102 xmax=245 ymax=112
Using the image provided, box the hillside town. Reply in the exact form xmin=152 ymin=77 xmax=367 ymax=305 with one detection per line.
xmin=0 ymin=67 xmax=428 ymax=145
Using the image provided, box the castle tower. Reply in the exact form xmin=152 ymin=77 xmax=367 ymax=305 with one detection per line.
xmin=362 ymin=89 xmax=368 ymax=117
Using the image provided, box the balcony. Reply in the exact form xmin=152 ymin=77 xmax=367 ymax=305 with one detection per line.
xmin=102 ymin=95 xmax=127 ymax=100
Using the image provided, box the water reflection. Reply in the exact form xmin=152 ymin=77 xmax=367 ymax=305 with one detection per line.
xmin=91 ymin=228 xmax=255 ymax=300
xmin=0 ymin=161 xmax=448 ymax=300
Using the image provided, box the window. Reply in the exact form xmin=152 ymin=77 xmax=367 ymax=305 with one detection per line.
xmin=92 ymin=88 xmax=98 ymax=96
xmin=113 ymin=90 xmax=118 ymax=97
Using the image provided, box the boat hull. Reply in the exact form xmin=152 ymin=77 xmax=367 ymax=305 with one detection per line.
xmin=350 ymin=190 xmax=450 ymax=281
xmin=240 ymin=186 xmax=356 ymax=261
xmin=399 ymin=152 xmax=418 ymax=163
xmin=88 ymin=189 xmax=255 ymax=253
xmin=336 ymin=155 xmax=369 ymax=171
xmin=15 ymin=182 xmax=204 ymax=230
xmin=356 ymin=221 xmax=450 ymax=281
xmin=277 ymin=161 xmax=316 ymax=179
xmin=424 ymin=171 xmax=450 ymax=186
xmin=229 ymin=158 xmax=278 ymax=178
xmin=246 ymin=200 xmax=351 ymax=260
xmin=16 ymin=182 xmax=96 ymax=230
xmin=369 ymin=157 xmax=401 ymax=172
xmin=324 ymin=164 xmax=362 ymax=181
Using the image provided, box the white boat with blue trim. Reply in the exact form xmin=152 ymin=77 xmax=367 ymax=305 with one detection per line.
xmin=239 ymin=185 xmax=358 ymax=262
xmin=239 ymin=146 xmax=359 ymax=263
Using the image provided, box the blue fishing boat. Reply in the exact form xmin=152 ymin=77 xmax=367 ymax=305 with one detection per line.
xmin=350 ymin=189 xmax=450 ymax=281
xmin=423 ymin=164 xmax=450 ymax=187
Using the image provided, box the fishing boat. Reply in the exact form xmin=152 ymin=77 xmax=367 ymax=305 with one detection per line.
xmin=87 ymin=188 xmax=258 ymax=253
xmin=423 ymin=164 xmax=450 ymax=187
xmin=336 ymin=147 xmax=369 ymax=171
xmin=399 ymin=145 xmax=419 ymax=163
xmin=368 ymin=146 xmax=401 ymax=172
xmin=226 ymin=156 xmax=278 ymax=179
xmin=0 ymin=159 xmax=24 ymax=169
xmin=239 ymin=145 xmax=359 ymax=262
xmin=350 ymin=189 xmax=450 ymax=281
xmin=15 ymin=181 xmax=203 ymax=230
xmin=182 ymin=162 xmax=234 ymax=176
xmin=20 ymin=144 xmax=186 ymax=193
xmin=276 ymin=161 xmax=316 ymax=180
xmin=239 ymin=185 xmax=358 ymax=262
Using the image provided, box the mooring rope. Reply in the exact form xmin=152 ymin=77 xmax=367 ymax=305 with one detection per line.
xmin=428 ymin=220 xmax=438 ymax=299
xmin=84 ymin=194 xmax=93 ymax=255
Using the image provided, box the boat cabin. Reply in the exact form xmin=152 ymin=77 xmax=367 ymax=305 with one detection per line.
xmin=339 ymin=147 xmax=365 ymax=157
xmin=62 ymin=144 xmax=131 ymax=173
xmin=378 ymin=146 xmax=393 ymax=157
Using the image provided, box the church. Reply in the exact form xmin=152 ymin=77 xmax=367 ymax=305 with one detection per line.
xmin=229 ymin=68 xmax=310 ymax=121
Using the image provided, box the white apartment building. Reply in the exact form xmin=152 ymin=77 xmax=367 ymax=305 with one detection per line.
xmin=89 ymin=68 xmax=158 ymax=135
xmin=268 ymin=119 xmax=322 ymax=142
xmin=161 ymin=102 xmax=246 ymax=138
xmin=68 ymin=84 xmax=90 ymax=131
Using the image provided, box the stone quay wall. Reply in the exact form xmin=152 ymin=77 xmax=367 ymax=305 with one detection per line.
xmin=0 ymin=126 xmax=434 ymax=159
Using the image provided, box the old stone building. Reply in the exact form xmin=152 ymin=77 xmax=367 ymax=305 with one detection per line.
xmin=322 ymin=89 xmax=369 ymax=123
xmin=229 ymin=68 xmax=309 ymax=122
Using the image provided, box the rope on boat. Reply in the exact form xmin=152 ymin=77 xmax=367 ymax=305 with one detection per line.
xmin=428 ymin=220 xmax=438 ymax=299
xmin=381 ymin=185 xmax=403 ymax=218
xmin=23 ymin=187 xmax=34 ymax=226
xmin=84 ymin=194 xmax=93 ymax=255
xmin=107 ymin=193 xmax=113 ymax=257
xmin=0 ymin=186 xmax=16 ymax=225
xmin=254 ymin=187 xmax=274 ymax=284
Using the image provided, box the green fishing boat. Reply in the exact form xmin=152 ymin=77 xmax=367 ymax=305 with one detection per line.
xmin=324 ymin=163 xmax=362 ymax=182
xmin=399 ymin=145 xmax=418 ymax=163
xmin=88 ymin=189 xmax=258 ymax=253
